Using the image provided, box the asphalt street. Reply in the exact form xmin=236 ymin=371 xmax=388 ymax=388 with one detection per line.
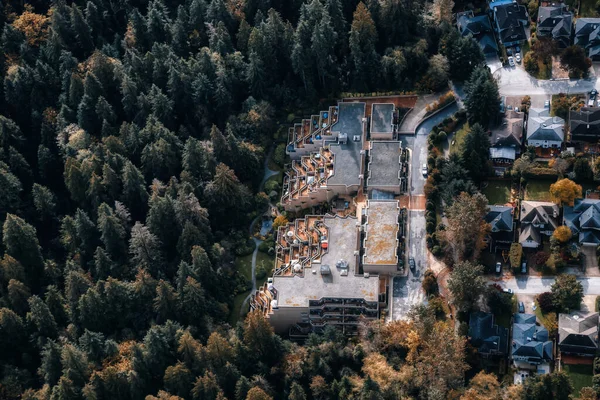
xmin=499 ymin=276 xmax=600 ymax=295
xmin=493 ymin=64 xmax=597 ymax=96
xmin=392 ymin=103 xmax=459 ymax=320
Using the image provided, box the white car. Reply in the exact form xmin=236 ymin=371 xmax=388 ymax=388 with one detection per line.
xmin=508 ymin=56 xmax=515 ymax=67
xmin=515 ymin=53 xmax=521 ymax=63
xmin=422 ymin=163 xmax=428 ymax=176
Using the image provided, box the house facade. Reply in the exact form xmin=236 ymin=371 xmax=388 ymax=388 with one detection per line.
xmin=558 ymin=311 xmax=599 ymax=357
xmin=519 ymin=201 xmax=559 ymax=248
xmin=563 ymin=198 xmax=600 ymax=246
xmin=512 ymin=313 xmax=553 ymax=373
xmin=457 ymin=11 xmax=499 ymax=55
xmin=569 ymin=107 xmax=600 ymax=142
xmin=491 ymin=1 xmax=529 ymax=47
xmin=575 ymin=18 xmax=600 ymax=60
xmin=485 ymin=205 xmax=514 ymax=252
xmin=537 ymin=5 xmax=573 ymax=48
xmin=526 ymin=108 xmax=564 ymax=148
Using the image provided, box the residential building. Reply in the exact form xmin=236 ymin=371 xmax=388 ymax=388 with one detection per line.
xmin=526 ymin=108 xmax=565 ymax=148
xmin=512 ymin=313 xmax=553 ymax=373
xmin=370 ymin=103 xmax=395 ymax=140
xmin=537 ymin=5 xmax=573 ymax=48
xmin=489 ymin=109 xmax=524 ymax=171
xmin=250 ymin=214 xmax=382 ymax=336
xmin=366 ymin=141 xmax=405 ymax=195
xmin=281 ymin=102 xmax=366 ymax=211
xmin=569 ymin=107 xmax=600 ymax=142
xmin=519 ymin=201 xmax=560 ymax=248
xmin=469 ymin=312 xmax=509 ymax=357
xmin=558 ymin=311 xmax=599 ymax=357
xmin=286 ymin=105 xmax=340 ymax=158
xmin=563 ymin=198 xmax=600 ymax=245
xmin=575 ymin=18 xmax=600 ymax=60
xmin=362 ymin=200 xmax=400 ymax=275
xmin=491 ymin=2 xmax=529 ymax=47
xmin=457 ymin=11 xmax=499 ymax=55
xmin=485 ymin=205 xmax=514 ymax=251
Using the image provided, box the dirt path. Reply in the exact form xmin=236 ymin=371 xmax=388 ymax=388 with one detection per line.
xmin=239 ymin=148 xmax=279 ymax=318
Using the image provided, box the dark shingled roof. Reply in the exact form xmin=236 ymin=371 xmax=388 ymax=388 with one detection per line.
xmin=469 ymin=312 xmax=509 ymax=355
xmin=570 ymin=107 xmax=600 ymax=142
xmin=559 ymin=312 xmax=599 ymax=356
xmin=485 ymin=205 xmax=513 ymax=232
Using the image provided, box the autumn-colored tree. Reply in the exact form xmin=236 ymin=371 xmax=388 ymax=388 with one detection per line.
xmin=246 ymin=387 xmax=273 ymax=400
xmin=550 ymin=178 xmax=582 ymax=206
xmin=272 ymin=215 xmax=288 ymax=230
xmin=12 ymin=7 xmax=49 ymax=46
xmin=461 ymin=371 xmax=500 ymax=400
xmin=553 ymin=226 xmax=572 ymax=243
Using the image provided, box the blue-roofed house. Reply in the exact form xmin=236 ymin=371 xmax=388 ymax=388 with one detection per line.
xmin=575 ymin=18 xmax=600 ymax=60
xmin=485 ymin=205 xmax=514 ymax=252
xmin=457 ymin=11 xmax=499 ymax=55
xmin=469 ymin=312 xmax=509 ymax=358
xmin=490 ymin=1 xmax=529 ymax=47
xmin=563 ymin=198 xmax=600 ymax=246
xmin=511 ymin=313 xmax=553 ymax=373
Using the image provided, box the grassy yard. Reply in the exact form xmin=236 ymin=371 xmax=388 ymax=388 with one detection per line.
xmin=563 ymin=364 xmax=594 ymax=395
xmin=580 ymin=0 xmax=598 ymax=17
xmin=525 ymin=180 xmax=553 ymax=202
xmin=449 ymin=122 xmax=469 ymax=155
xmin=482 ymin=181 xmax=512 ymax=205
xmin=230 ymin=250 xmax=274 ymax=326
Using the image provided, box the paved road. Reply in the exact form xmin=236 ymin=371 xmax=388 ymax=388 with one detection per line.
xmin=494 ymin=64 xmax=597 ymax=96
xmin=498 ymin=276 xmax=600 ymax=295
xmin=392 ymin=103 xmax=459 ymax=320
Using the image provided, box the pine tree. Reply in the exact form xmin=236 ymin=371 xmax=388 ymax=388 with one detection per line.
xmin=181 ymin=277 xmax=206 ymax=327
xmin=153 ymin=280 xmax=177 ymax=323
xmin=70 ymin=5 xmax=94 ymax=56
xmin=349 ymin=2 xmax=379 ymax=92
xmin=97 ymin=203 xmax=127 ymax=261
xmin=39 ymin=340 xmax=62 ymax=386
xmin=121 ymin=161 xmax=149 ymax=220
xmin=7 ymin=279 xmax=30 ymax=315
xmin=32 ymin=183 xmax=57 ymax=220
xmin=26 ymin=295 xmax=58 ymax=339
xmin=3 ymin=214 xmax=44 ymax=290
xmin=0 ymin=162 xmax=22 ymax=219
xmin=129 ymin=222 xmax=163 ymax=274
xmin=163 ymin=362 xmax=194 ymax=398
xmin=464 ymin=66 xmax=500 ymax=128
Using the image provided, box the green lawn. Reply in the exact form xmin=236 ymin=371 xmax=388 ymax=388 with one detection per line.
xmin=563 ymin=364 xmax=594 ymax=395
xmin=482 ymin=181 xmax=512 ymax=205
xmin=580 ymin=0 xmax=598 ymax=17
xmin=449 ymin=122 xmax=469 ymax=155
xmin=525 ymin=181 xmax=553 ymax=202
xmin=229 ymin=291 xmax=250 ymax=326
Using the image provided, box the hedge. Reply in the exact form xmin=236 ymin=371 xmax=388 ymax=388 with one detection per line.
xmin=509 ymin=243 xmax=523 ymax=269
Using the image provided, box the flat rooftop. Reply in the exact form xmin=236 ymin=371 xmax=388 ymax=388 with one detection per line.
xmin=327 ymin=102 xmax=365 ymax=187
xmin=367 ymin=141 xmax=401 ymax=188
xmin=363 ymin=200 xmax=399 ymax=266
xmin=371 ymin=103 xmax=394 ymax=134
xmin=272 ymin=215 xmax=379 ymax=307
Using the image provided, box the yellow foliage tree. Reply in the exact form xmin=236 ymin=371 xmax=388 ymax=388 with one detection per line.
xmin=460 ymin=371 xmax=501 ymax=400
xmin=12 ymin=7 xmax=49 ymax=47
xmin=273 ymin=215 xmax=289 ymax=230
xmin=553 ymin=226 xmax=572 ymax=243
xmin=549 ymin=178 xmax=582 ymax=206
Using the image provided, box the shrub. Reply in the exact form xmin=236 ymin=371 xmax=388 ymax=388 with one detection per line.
xmin=428 ymin=296 xmax=446 ymax=319
xmin=431 ymin=245 xmax=443 ymax=257
xmin=532 ymin=251 xmax=550 ymax=267
xmin=596 ymin=296 xmax=600 ymax=312
xmin=273 ymin=143 xmax=287 ymax=167
xmin=594 ymin=357 xmax=600 ymax=374
xmin=537 ymin=292 xmax=555 ymax=313
xmin=422 ymin=270 xmax=439 ymax=295
xmin=509 ymin=243 xmax=522 ymax=269
xmin=425 ymin=91 xmax=456 ymax=114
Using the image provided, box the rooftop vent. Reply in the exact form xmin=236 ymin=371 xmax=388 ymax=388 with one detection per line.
xmin=320 ymin=264 xmax=331 ymax=275
xmin=340 ymin=269 xmax=348 ymax=276
xmin=353 ymin=135 xmax=361 ymax=142
xmin=364 ymin=273 xmax=370 ymax=278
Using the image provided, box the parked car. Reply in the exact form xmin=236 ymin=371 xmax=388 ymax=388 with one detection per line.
xmin=503 ymin=288 xmax=513 ymax=294
xmin=422 ymin=163 xmax=428 ymax=177
xmin=589 ymin=98 xmax=595 ymax=107
xmin=521 ymin=261 xmax=527 ymax=274
xmin=495 ymin=262 xmax=502 ymax=275
xmin=518 ymin=301 xmax=525 ymax=313
xmin=515 ymin=45 xmax=521 ymax=53
xmin=515 ymin=53 xmax=521 ymax=63
xmin=409 ymin=257 xmax=416 ymax=270
xmin=508 ymin=56 xmax=515 ymax=67
xmin=544 ymin=100 xmax=550 ymax=109
xmin=507 ymin=48 xmax=513 ymax=56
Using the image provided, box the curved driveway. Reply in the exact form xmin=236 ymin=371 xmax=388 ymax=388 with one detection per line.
xmin=494 ymin=65 xmax=597 ymax=96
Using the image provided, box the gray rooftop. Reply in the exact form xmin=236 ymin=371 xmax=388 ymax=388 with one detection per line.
xmin=559 ymin=311 xmax=599 ymax=349
xmin=367 ymin=141 xmax=402 ymax=188
xmin=327 ymin=102 xmax=366 ymax=187
xmin=363 ymin=200 xmax=400 ymax=266
xmin=370 ymin=103 xmax=394 ymax=134
xmin=527 ymin=108 xmax=565 ymax=142
xmin=272 ymin=215 xmax=379 ymax=307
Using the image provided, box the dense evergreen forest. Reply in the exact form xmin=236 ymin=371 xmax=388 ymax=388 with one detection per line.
xmin=0 ymin=0 xmax=529 ymax=398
